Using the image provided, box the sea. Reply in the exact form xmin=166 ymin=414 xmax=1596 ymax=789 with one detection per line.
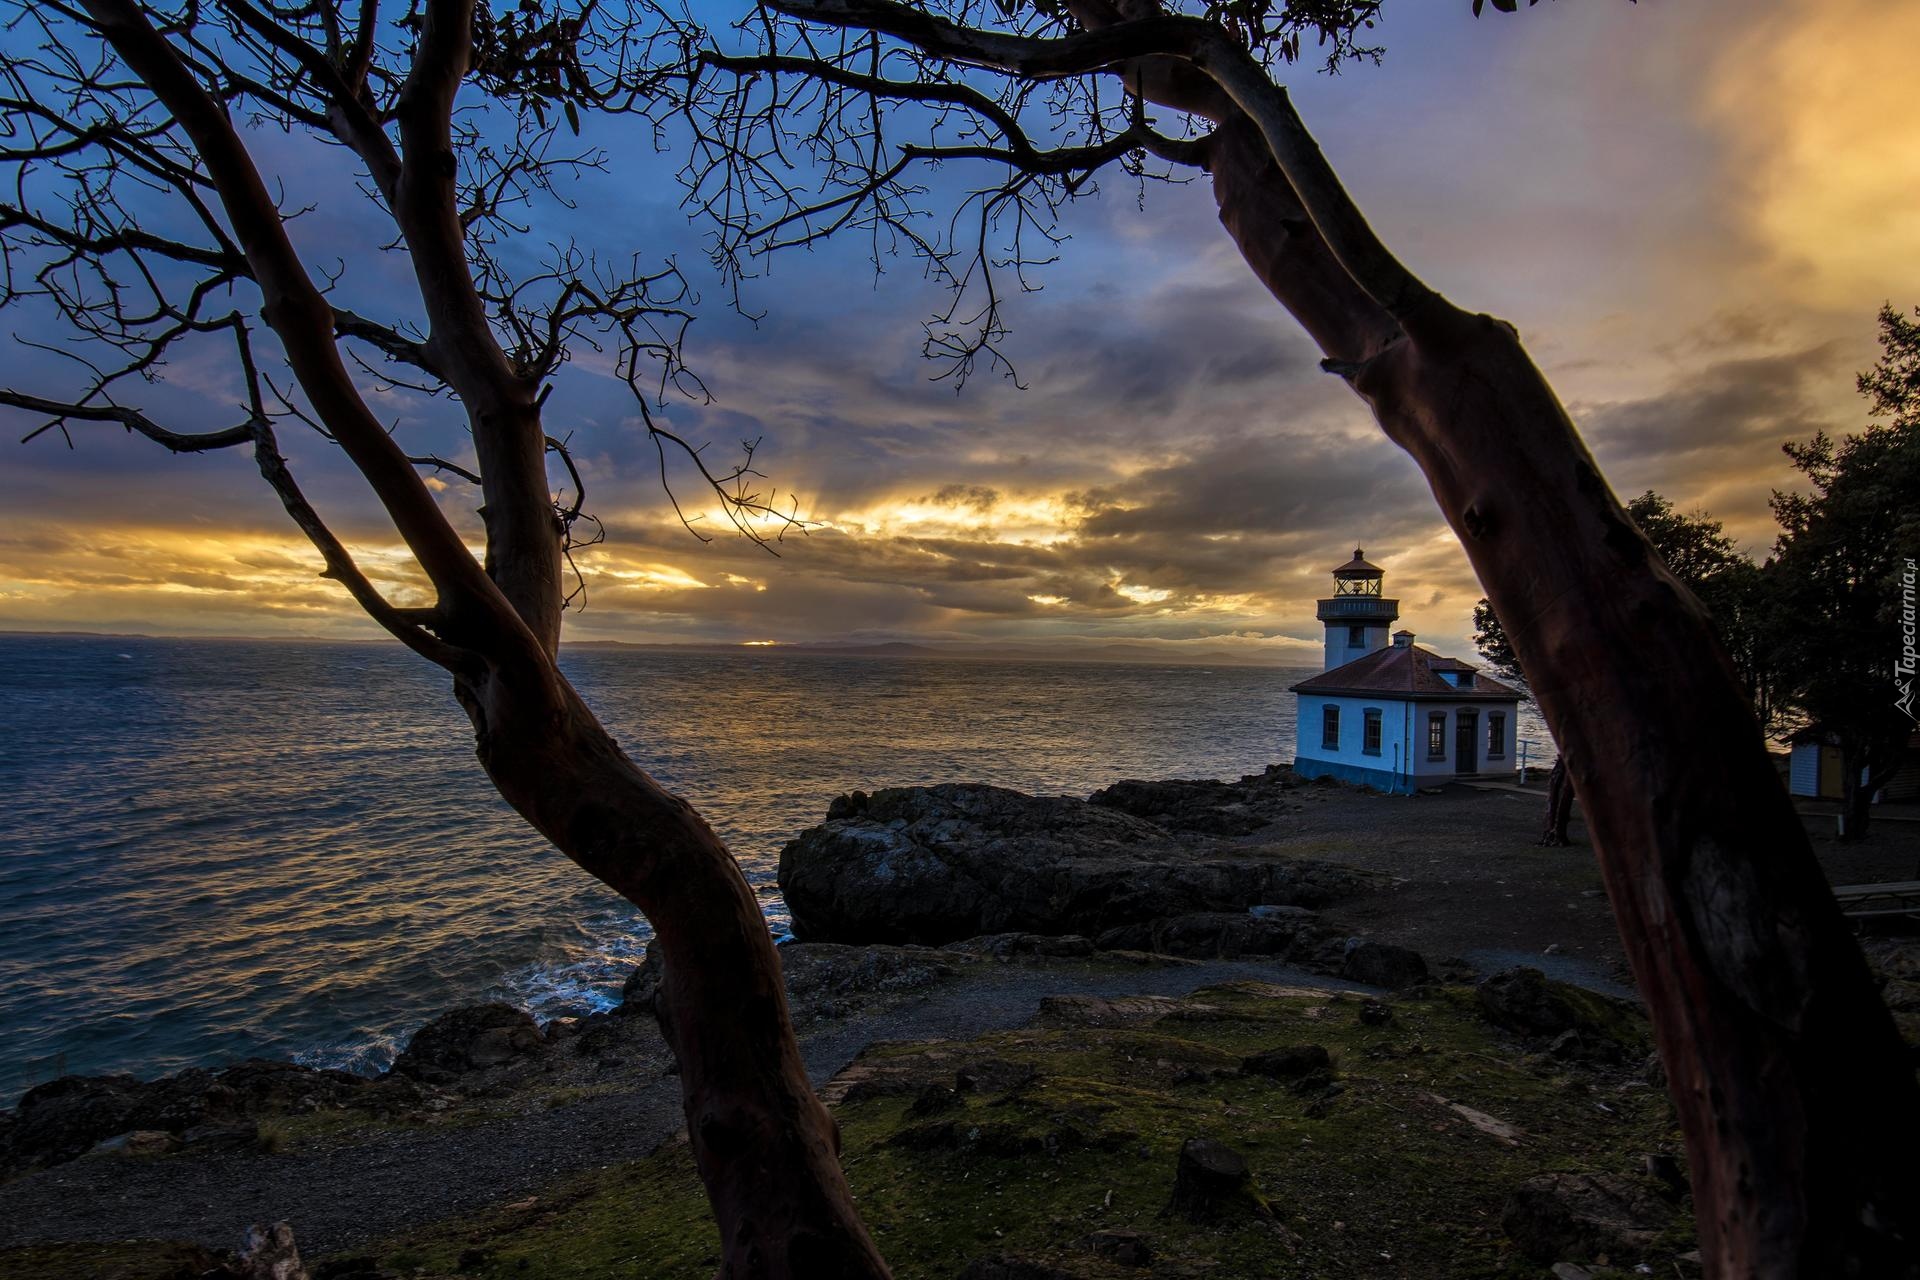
xmin=0 ymin=633 xmax=1549 ymax=1103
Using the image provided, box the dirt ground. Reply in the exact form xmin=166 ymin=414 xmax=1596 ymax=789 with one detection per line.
xmin=1256 ymin=779 xmax=1920 ymax=992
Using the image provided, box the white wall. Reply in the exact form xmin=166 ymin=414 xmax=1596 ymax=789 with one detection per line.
xmin=1296 ymin=693 xmax=1520 ymax=783
xmin=1322 ymin=622 xmax=1393 ymax=672
xmin=1296 ymin=693 xmax=1413 ymax=785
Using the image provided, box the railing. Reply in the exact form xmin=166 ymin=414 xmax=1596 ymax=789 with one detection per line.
xmin=1315 ymin=595 xmax=1399 ymax=620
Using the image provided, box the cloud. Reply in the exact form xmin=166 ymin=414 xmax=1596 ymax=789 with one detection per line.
xmin=3 ymin=0 xmax=1907 ymax=667
xmin=1703 ymin=0 xmax=1920 ymax=308
xmin=1572 ymin=341 xmax=1847 ymax=545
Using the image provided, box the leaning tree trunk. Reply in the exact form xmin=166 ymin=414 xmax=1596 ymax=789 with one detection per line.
xmin=1193 ymin=117 xmax=1920 ymax=1274
xmin=458 ymin=649 xmax=892 ymax=1278
xmin=1539 ymin=758 xmax=1575 ymax=847
xmin=1841 ymin=760 xmax=1873 ymax=841
xmin=70 ymin=4 xmax=893 ymax=1269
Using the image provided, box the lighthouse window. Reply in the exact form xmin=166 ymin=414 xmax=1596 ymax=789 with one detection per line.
xmin=1488 ymin=713 xmax=1506 ymax=759
xmin=1321 ymin=705 xmax=1340 ymax=750
xmin=1427 ymin=713 xmax=1447 ymax=760
xmin=1348 ymin=624 xmax=1366 ymax=647
xmin=1362 ymin=708 xmax=1382 ymax=755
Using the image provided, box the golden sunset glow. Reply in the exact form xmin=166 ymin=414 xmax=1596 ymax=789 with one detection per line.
xmin=1706 ymin=0 xmax=1920 ymax=306
xmin=0 ymin=0 xmax=1908 ymax=658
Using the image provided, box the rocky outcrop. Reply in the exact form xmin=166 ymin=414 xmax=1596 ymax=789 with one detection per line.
xmin=1240 ymin=1044 xmax=1331 ymax=1081
xmin=778 ymin=783 xmax=1374 ymax=945
xmin=1 ymin=1058 xmax=415 ymax=1175
xmin=388 ymin=1003 xmax=546 ymax=1083
xmin=4 ymin=1075 xmax=151 ymax=1171
xmin=1165 ymin=1136 xmax=1271 ymax=1223
xmin=619 ymin=939 xmax=973 ymax=1030
xmin=1340 ymin=940 xmax=1430 ymax=989
xmin=1088 ymin=767 xmax=1298 ymax=835
xmin=1477 ymin=967 xmax=1643 ymax=1062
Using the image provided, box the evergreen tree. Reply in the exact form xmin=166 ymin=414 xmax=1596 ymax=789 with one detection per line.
xmin=1771 ymin=305 xmax=1920 ymax=838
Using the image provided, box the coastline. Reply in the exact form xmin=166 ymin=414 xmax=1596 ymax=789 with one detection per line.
xmin=4 ymin=769 xmax=1915 ymax=1278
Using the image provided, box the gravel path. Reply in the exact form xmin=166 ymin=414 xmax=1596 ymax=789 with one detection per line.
xmin=0 ymin=958 xmax=1362 ymax=1255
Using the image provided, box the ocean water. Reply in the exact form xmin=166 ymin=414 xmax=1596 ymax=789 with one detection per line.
xmin=0 ymin=634 xmax=1548 ymax=1102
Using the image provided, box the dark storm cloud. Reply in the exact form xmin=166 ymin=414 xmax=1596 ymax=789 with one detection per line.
xmin=1075 ymin=433 xmax=1429 ymax=541
xmin=1574 ymin=343 xmax=1845 ymax=511
xmin=4 ymin=0 xmax=1896 ymax=655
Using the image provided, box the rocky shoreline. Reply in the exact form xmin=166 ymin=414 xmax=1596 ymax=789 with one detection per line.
xmin=3 ymin=769 xmax=1441 ymax=1185
xmin=15 ymin=765 xmax=1909 ymax=1278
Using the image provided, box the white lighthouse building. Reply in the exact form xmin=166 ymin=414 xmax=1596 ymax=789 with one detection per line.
xmin=1290 ymin=549 xmax=1522 ymax=794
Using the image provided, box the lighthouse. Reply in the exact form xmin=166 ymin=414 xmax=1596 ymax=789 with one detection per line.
xmin=1315 ymin=548 xmax=1399 ymax=670
xmin=1291 ymin=548 xmax=1521 ymax=793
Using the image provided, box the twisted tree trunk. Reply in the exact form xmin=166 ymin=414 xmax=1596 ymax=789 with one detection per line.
xmin=1198 ymin=115 xmax=1920 ymax=1273
xmin=1540 ymin=758 xmax=1575 ymax=847
xmin=70 ymin=2 xmax=896 ymax=1272
xmin=456 ymin=651 xmax=890 ymax=1278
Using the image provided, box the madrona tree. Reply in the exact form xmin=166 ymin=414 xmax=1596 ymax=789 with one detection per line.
xmin=0 ymin=2 xmax=888 ymax=1274
xmin=1473 ymin=490 xmax=1778 ymax=845
xmin=638 ymin=0 xmax=1920 ymax=1272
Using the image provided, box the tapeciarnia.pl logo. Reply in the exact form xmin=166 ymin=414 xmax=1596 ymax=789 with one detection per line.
xmin=1900 ymin=558 xmax=1919 ymax=724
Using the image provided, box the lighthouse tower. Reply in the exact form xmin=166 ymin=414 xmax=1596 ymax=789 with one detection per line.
xmin=1315 ymin=548 xmax=1399 ymax=671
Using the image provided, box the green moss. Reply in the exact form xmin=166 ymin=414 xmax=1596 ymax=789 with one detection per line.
xmin=346 ymin=983 xmax=1690 ymax=1280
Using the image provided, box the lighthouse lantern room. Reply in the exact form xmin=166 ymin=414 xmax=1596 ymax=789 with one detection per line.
xmin=1315 ymin=549 xmax=1399 ymax=671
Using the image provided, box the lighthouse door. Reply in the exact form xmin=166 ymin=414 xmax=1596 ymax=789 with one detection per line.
xmin=1454 ymin=711 xmax=1478 ymax=775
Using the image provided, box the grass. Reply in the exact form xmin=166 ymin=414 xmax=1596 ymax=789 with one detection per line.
xmin=346 ymin=981 xmax=1690 ymax=1280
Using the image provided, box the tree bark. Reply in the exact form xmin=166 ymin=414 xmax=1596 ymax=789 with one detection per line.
xmin=1845 ymin=748 xmax=1907 ymax=842
xmin=1194 ymin=117 xmax=1920 ymax=1276
xmin=1539 ymin=758 xmax=1575 ymax=847
xmin=68 ymin=4 xmax=893 ymax=1272
xmin=1841 ymin=755 xmax=1872 ymax=841
xmin=453 ymin=649 xmax=891 ymax=1278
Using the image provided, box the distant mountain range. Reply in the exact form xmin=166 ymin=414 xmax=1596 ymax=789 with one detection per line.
xmin=1 ymin=629 xmax=1316 ymax=669
xmin=569 ymin=638 xmax=1311 ymax=668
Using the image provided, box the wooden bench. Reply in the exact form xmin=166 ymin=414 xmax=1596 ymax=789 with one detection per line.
xmin=1830 ymin=881 xmax=1920 ymax=919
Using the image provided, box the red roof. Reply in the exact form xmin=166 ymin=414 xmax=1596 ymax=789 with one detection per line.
xmin=1290 ymin=644 xmax=1523 ymax=702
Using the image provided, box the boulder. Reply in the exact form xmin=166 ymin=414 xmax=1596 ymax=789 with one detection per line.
xmin=618 ymin=947 xmax=664 ymax=1015
xmin=1477 ymin=967 xmax=1643 ymax=1060
xmin=2 ymin=1057 xmax=396 ymax=1173
xmin=239 ymin=1221 xmax=311 ymax=1280
xmin=1340 ymin=940 xmax=1430 ymax=989
xmin=1478 ymin=966 xmax=1585 ymax=1035
xmin=389 ymin=1003 xmax=544 ymax=1082
xmin=1165 ymin=1136 xmax=1271 ymax=1223
xmin=4 ymin=1074 xmax=150 ymax=1171
xmin=1077 ymin=1229 xmax=1153 ymax=1267
xmin=1087 ymin=768 xmax=1296 ymax=835
xmin=1241 ymin=1044 xmax=1331 ymax=1081
xmin=1501 ymin=1171 xmax=1670 ymax=1263
xmin=778 ymin=783 xmax=1370 ymax=944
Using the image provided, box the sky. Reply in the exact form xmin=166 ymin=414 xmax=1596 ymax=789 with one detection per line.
xmin=1 ymin=0 xmax=1917 ymax=660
